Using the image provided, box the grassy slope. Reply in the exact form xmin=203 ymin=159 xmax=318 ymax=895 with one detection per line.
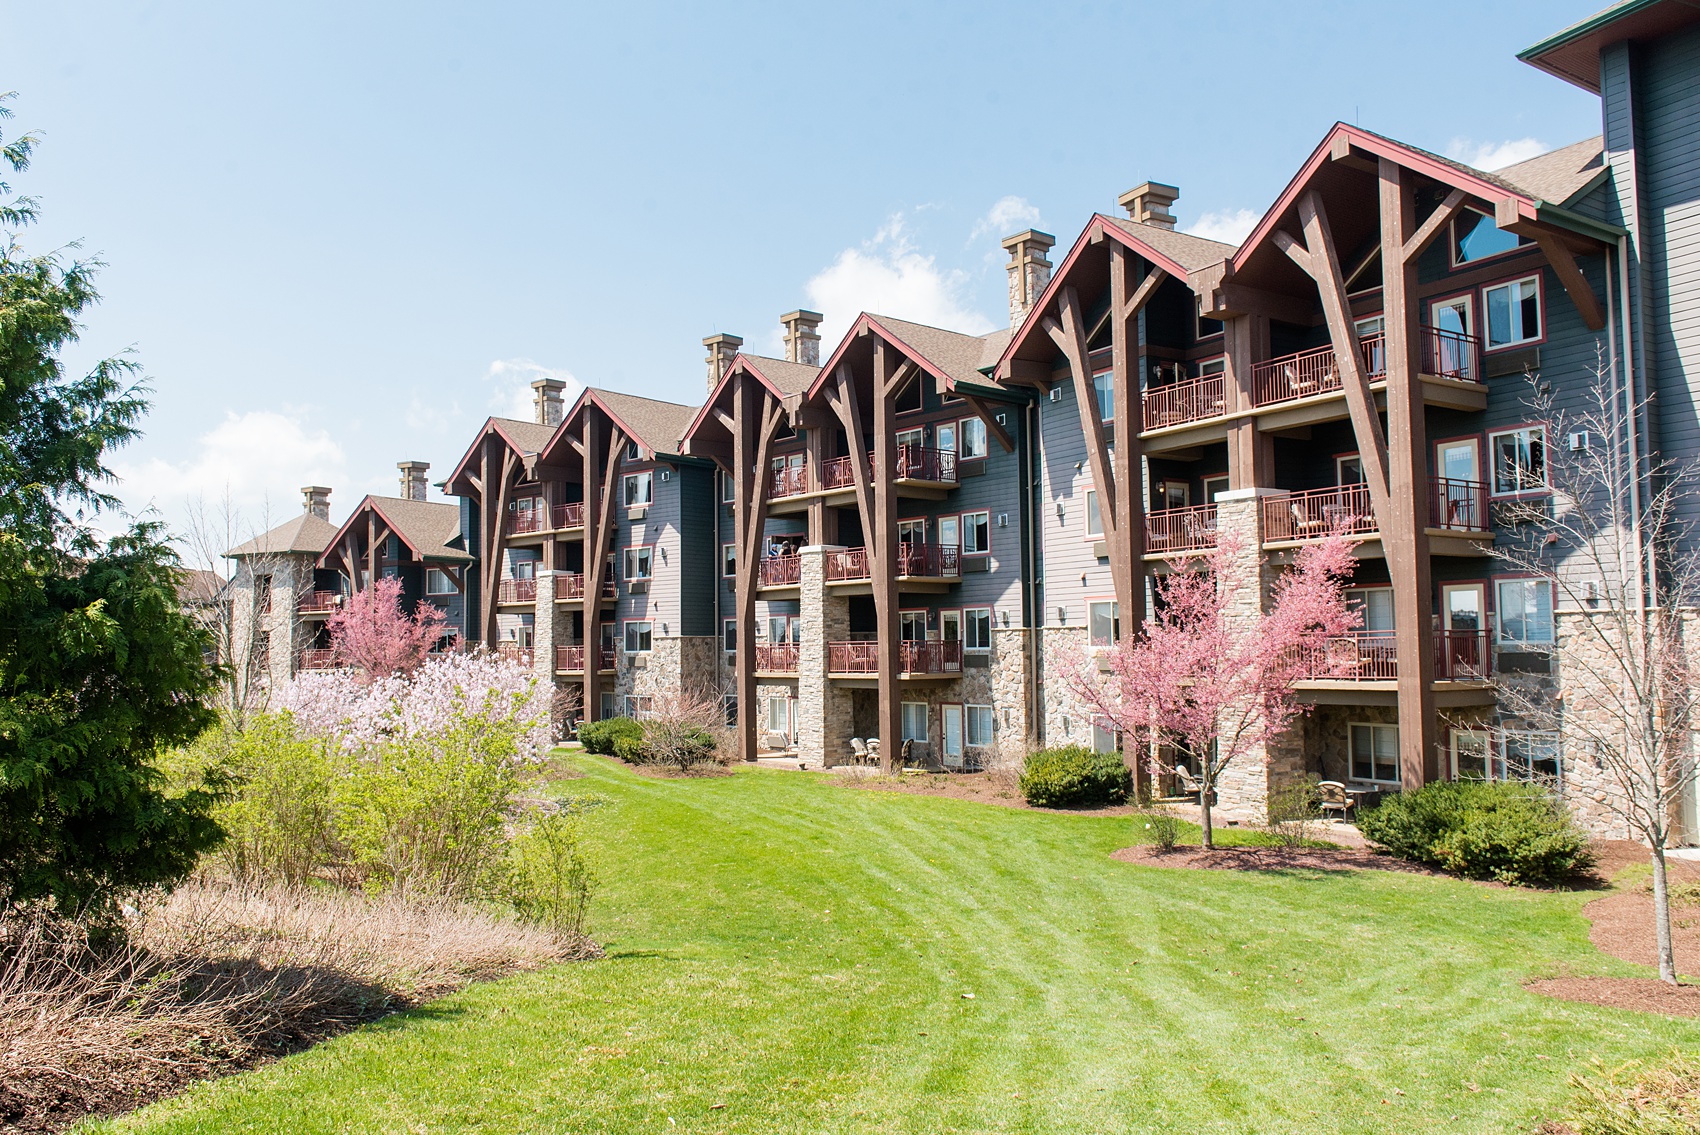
xmin=103 ymin=757 xmax=1698 ymax=1135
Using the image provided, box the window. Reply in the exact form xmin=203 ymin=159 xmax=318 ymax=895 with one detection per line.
xmin=1349 ymin=723 xmax=1400 ymax=784
xmin=962 ymin=511 xmax=990 ymax=555
xmin=1089 ymin=600 xmax=1119 ymax=646
xmin=722 ymin=543 xmax=736 ymax=578
xmin=897 ymin=518 xmax=927 ymax=544
xmin=938 ymin=514 xmax=960 ymax=550
xmin=1091 ymin=721 xmax=1119 ymax=755
xmin=1502 ymin=731 xmax=1562 ymax=786
xmin=722 ymin=694 xmax=738 ymax=727
xmin=1451 ymin=730 xmax=1495 ymax=781
xmin=935 ymin=422 xmax=956 ymax=455
xmin=1202 ymin=475 xmax=1229 ymax=502
xmin=625 ymin=440 xmax=641 ymax=462
xmin=941 ymin=704 xmax=964 ymax=765
xmin=623 ymin=471 xmax=653 ymax=507
xmin=722 ymin=618 xmax=736 ymax=653
xmin=722 ymin=471 xmax=735 ymax=502
xmin=965 ymin=608 xmax=992 ymax=651
xmin=901 ymin=701 xmax=928 ymax=744
xmin=513 ymin=558 xmax=538 ymax=580
xmin=1085 ymin=490 xmax=1103 ymax=537
xmin=1485 ymin=276 xmax=1542 ymax=348
xmin=1092 ymin=371 xmax=1114 ymax=422
xmin=1497 ymin=578 xmax=1554 ymax=645
xmin=255 ymin=574 xmax=273 ymax=614
xmin=426 ymin=567 xmax=456 ymax=595
xmin=767 ymin=615 xmax=790 ymax=643
xmin=959 ymin=418 xmax=988 ymax=459
xmin=600 ymin=692 xmax=618 ymax=720
xmin=623 ymin=620 xmax=652 ymax=653
xmin=1157 ymin=480 xmax=1190 ymax=509
xmin=900 ymin=610 xmax=928 ymax=642
xmin=1196 ymin=356 xmax=1226 ymax=378
xmin=625 ymin=695 xmax=653 ymax=719
xmin=1490 ymin=426 xmax=1547 ymax=495
xmin=624 ymin=546 xmax=653 ymax=580
xmin=940 ymin=609 xmax=961 ymax=644
xmin=1346 ymin=587 xmax=1395 ymax=632
xmin=896 ymin=427 xmax=924 ymax=449
xmin=967 ymin=705 xmax=994 ymax=748
xmin=767 ymin=696 xmax=790 ymax=734
xmin=1451 ymin=207 xmax=1526 ymax=265
xmin=1197 ymin=312 xmax=1225 ymax=339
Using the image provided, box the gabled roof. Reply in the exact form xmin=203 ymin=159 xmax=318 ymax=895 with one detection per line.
xmin=681 ymin=352 xmax=821 ymax=446
xmin=177 ymin=568 xmax=228 ymax=605
xmin=1495 ymin=136 xmax=1608 ymax=206
xmin=584 ymin=390 xmax=698 ymax=459
xmin=805 ymin=312 xmax=1012 ymax=401
xmin=1520 ymin=0 xmax=1700 ymax=93
xmin=320 ymin=495 xmax=471 ymax=567
xmin=226 ymin=511 xmax=340 ymax=558
xmin=443 ymin=415 xmax=559 ymax=495
xmin=1100 ymin=217 xmax=1237 ymax=271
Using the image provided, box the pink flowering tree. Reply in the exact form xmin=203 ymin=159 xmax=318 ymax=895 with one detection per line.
xmin=326 ymin=576 xmax=447 ymax=681
xmin=1060 ymin=531 xmax=1359 ymax=848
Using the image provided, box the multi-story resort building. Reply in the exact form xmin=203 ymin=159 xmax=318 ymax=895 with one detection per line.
xmin=361 ymin=0 xmax=1700 ymax=839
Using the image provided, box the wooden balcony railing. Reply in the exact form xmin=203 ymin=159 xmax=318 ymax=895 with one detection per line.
xmin=553 ymin=501 xmax=584 ymax=529
xmin=1291 ymin=630 xmax=1491 ymax=682
xmin=298 ymin=648 xmax=338 ymax=670
xmin=820 ymin=454 xmax=865 ymax=491
xmin=296 ymin=590 xmax=343 ymax=614
xmin=823 ymin=544 xmax=960 ymax=582
xmin=506 ymin=506 xmax=549 ymax=536
xmin=1430 ymin=477 xmax=1489 ymax=532
xmin=1144 ymin=504 xmax=1218 ymax=555
xmin=754 ymin=643 xmax=799 ymax=672
xmin=770 ymin=463 xmax=809 ymax=499
xmin=559 ymin=573 xmax=616 ymax=600
xmin=825 ymin=640 xmax=964 ymax=676
xmin=759 ymin=554 xmax=802 ymax=586
xmin=497 ymin=577 xmax=538 ymax=604
xmin=1142 ymin=373 xmax=1227 ymax=431
xmin=1261 ymin=484 xmax=1378 ymax=543
xmin=554 ymin=645 xmax=615 ymax=672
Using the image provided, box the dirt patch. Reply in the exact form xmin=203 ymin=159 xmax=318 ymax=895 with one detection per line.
xmin=1527 ymin=977 xmax=1700 ymax=1019
xmin=1111 ymin=843 xmax=1441 ymax=875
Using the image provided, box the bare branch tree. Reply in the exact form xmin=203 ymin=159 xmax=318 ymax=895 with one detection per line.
xmin=179 ymin=488 xmax=288 ymax=726
xmin=1492 ymin=344 xmax=1700 ymax=985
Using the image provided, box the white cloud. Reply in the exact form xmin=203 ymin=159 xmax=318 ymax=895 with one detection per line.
xmin=970 ymin=195 xmax=1042 ymax=243
xmin=804 ymin=213 xmax=996 ymax=348
xmin=1184 ymin=208 xmax=1262 ymax=246
xmin=1444 ymin=137 xmax=1548 ymax=172
xmin=483 ymin=358 xmax=582 ymax=422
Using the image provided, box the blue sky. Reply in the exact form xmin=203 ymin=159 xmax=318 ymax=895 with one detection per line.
xmin=5 ymin=0 xmax=1604 ymax=560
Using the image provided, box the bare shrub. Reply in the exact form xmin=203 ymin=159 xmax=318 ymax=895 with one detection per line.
xmin=640 ymin=688 xmax=731 ymax=772
xmin=1538 ymin=1050 xmax=1700 ymax=1134
xmin=1265 ymin=780 xmax=1322 ymax=849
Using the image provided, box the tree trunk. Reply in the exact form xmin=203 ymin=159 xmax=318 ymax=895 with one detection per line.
xmin=1651 ymin=844 xmax=1678 ymax=985
xmin=1200 ymin=776 xmax=1215 ymax=850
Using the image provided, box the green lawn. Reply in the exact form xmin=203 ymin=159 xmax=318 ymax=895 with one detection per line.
xmin=102 ymin=756 xmax=1697 ymax=1134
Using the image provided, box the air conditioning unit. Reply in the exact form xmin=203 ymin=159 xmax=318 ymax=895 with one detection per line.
xmin=1049 ymin=388 xmax=1063 ymax=403
xmin=1568 ymin=431 xmax=1591 ymax=452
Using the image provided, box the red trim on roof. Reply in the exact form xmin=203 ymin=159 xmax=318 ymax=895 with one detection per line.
xmin=680 ymin=354 xmax=791 ymax=442
xmin=315 ymin=495 xmax=435 ymax=568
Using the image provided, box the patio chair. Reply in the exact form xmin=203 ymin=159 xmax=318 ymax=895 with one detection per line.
xmin=1172 ymin=764 xmax=1206 ymax=803
xmin=1317 ymin=780 xmax=1354 ymax=822
xmin=849 ymin=737 xmax=868 ymax=764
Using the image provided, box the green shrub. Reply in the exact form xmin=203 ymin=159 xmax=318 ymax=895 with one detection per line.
xmin=1140 ymin=807 xmax=1182 ymax=851
xmin=1018 ymin=746 xmax=1132 ymax=808
xmin=579 ymin=717 xmax=644 ymax=756
xmin=1358 ymin=779 xmax=1592 ymax=885
xmin=611 ymin=732 xmax=649 ymax=764
xmin=504 ymin=795 xmax=603 ymax=938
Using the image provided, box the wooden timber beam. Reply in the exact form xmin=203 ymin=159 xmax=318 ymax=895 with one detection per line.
xmin=1532 ymin=231 xmax=1608 ymax=332
xmin=999 ymin=358 xmax=1054 ymax=392
xmin=1044 ymin=288 xmax=1117 ymax=538
xmin=730 ymin=371 xmax=784 ymax=763
xmin=1402 ymin=189 xmax=1468 ymax=264
xmin=1108 ymin=244 xmax=1145 ymax=661
xmin=824 ymin=366 xmax=875 ymax=546
xmin=956 ymin=392 xmax=1015 ymax=454
xmin=881 ymin=359 xmax=918 ymax=403
xmin=580 ymin=412 xmax=627 ymax=723
xmin=869 ymin=339 xmax=901 ymax=775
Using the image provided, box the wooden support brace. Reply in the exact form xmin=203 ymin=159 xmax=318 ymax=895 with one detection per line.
xmin=1533 ymin=231 xmax=1607 ymax=331
xmin=957 ymin=393 xmax=1015 ymax=454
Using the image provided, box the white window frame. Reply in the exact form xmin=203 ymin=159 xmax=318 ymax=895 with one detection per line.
xmin=624 ymin=546 xmax=654 ymax=581
xmin=937 ymin=514 xmax=960 ymax=550
xmin=966 ymin=704 xmax=994 ymax=748
xmin=1496 ymin=577 xmax=1555 ymax=645
xmin=1501 ymin=730 xmax=1563 ymax=788
xmin=897 ymin=517 xmax=927 ymax=544
xmin=722 ymin=543 xmax=736 ymax=578
xmin=722 ymin=618 xmax=736 ymax=653
xmin=939 ymin=609 xmax=961 ymax=645
xmin=935 ymin=421 xmax=956 ymax=455
xmin=1345 ymin=586 xmax=1396 ymax=632
xmin=1091 ymin=720 xmax=1119 ymax=755
xmin=941 ymin=703 xmax=965 ymax=765
xmin=1085 ymin=489 xmax=1103 ymax=538
xmin=1489 ymin=425 xmax=1548 ymax=497
xmin=901 ymin=701 xmax=929 ymax=744
xmin=964 ymin=607 xmax=992 ymax=652
xmin=899 ymin=609 xmax=929 ymax=642
xmin=721 ymin=471 xmax=735 ymax=502
xmin=766 ymin=695 xmax=790 ymax=734
xmin=1088 ymin=599 xmax=1120 ymax=647
xmin=1349 ymin=722 xmax=1401 ymax=785
xmin=959 ymin=417 xmax=988 ymax=459
xmin=896 ymin=426 xmax=925 ymax=449
xmin=1202 ymin=474 xmax=1229 ymax=503
xmin=1091 ymin=371 xmax=1114 ymax=423
xmin=623 ymin=620 xmax=653 ymax=654
xmin=1450 ymin=729 xmax=1497 ymax=781
xmin=623 ymin=471 xmax=653 ymax=507
xmin=624 ymin=694 xmax=653 ymax=719
xmin=1483 ymin=274 xmax=1543 ymax=350
xmin=961 ymin=510 xmax=991 ymax=555
xmin=426 ymin=567 xmax=456 ymax=595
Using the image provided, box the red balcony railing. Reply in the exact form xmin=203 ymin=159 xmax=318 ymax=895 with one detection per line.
xmin=821 ymin=453 xmax=866 ymax=491
xmin=555 ymin=645 xmax=615 ymax=672
xmin=824 ymin=547 xmax=871 ymax=582
xmin=497 ymin=577 xmax=538 ymax=604
xmin=506 ymin=505 xmax=549 ymax=536
xmin=553 ymin=501 xmax=584 ymax=529
xmin=297 ymin=590 xmax=343 ymax=614
xmin=1144 ymin=504 xmax=1219 ymax=555
xmin=1291 ymin=630 xmax=1491 ymax=682
xmin=559 ymin=573 xmax=616 ymax=600
xmin=1421 ymin=326 xmax=1481 ymax=383
xmin=893 ymin=444 xmax=957 ymax=483
xmin=1142 ymin=373 xmax=1227 ymax=431
xmin=1435 ymin=629 xmax=1491 ymax=680
xmin=825 ymin=640 xmax=963 ymax=676
xmin=755 ymin=643 xmax=799 ymax=672
xmin=823 ymin=544 xmax=960 ymax=582
xmin=1261 ymin=484 xmax=1378 ymax=543
xmin=760 ymin=554 xmax=802 ymax=586
xmin=1251 ymin=334 xmax=1385 ymax=407
xmin=1430 ymin=477 xmax=1489 ymax=532
xmin=298 ymin=648 xmax=338 ymax=670
xmin=770 ymin=463 xmax=810 ymax=499
xmin=495 ymin=641 xmax=534 ymax=668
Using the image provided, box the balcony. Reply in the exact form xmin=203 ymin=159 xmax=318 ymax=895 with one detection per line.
xmin=1292 ymin=630 xmax=1492 ymax=683
xmin=770 ymin=463 xmax=809 ymax=500
xmin=759 ymin=554 xmax=802 ymax=588
xmin=824 ymin=543 xmax=960 ymax=585
xmin=497 ymin=577 xmax=538 ymax=605
xmin=1430 ymin=478 xmax=1489 ymax=532
xmin=1142 ymin=373 xmax=1227 ymax=432
xmin=297 ymin=590 xmax=343 ymax=615
xmin=1262 ymin=484 xmax=1377 ymax=544
xmin=506 ymin=507 xmax=549 ymax=537
xmin=554 ymin=501 xmax=584 ymax=530
xmin=298 ymin=648 xmax=338 ymax=670
xmin=1145 ymin=503 xmax=1218 ymax=556
xmin=754 ymin=643 xmax=799 ymax=673
xmin=554 ymin=645 xmax=615 ymax=672
xmin=495 ymin=641 xmax=534 ymax=668
xmin=1250 ymin=329 xmax=1482 ymax=409
xmin=821 ymin=444 xmax=958 ymax=493
xmin=827 ymin=639 xmax=963 ymax=677
xmin=558 ymin=573 xmax=617 ymax=601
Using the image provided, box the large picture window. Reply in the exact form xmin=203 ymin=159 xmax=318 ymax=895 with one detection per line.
xmin=1451 ymin=207 xmax=1526 ymax=265
xmin=1490 ymin=426 xmax=1546 ymax=495
xmin=1496 ymin=578 xmax=1554 ymax=645
xmin=1349 ymin=723 xmax=1400 ymax=784
xmin=901 ymin=701 xmax=928 ymax=744
xmin=1484 ymin=276 xmax=1542 ymax=348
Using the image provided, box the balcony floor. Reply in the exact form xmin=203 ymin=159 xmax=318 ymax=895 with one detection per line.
xmin=1293 ymin=679 xmax=1496 ymax=708
xmin=1263 ymin=527 xmax=1493 ymax=560
xmin=825 ymin=576 xmax=958 ymax=595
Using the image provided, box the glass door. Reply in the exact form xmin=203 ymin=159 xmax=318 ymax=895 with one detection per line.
xmin=1436 ymin=440 xmax=1482 ymax=529
xmin=1430 ymin=296 xmax=1475 ymax=380
xmin=1442 ymin=583 xmax=1486 ymax=678
xmin=941 ymin=705 xmax=965 ymax=769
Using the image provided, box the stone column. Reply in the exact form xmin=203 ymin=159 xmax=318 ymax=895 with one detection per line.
xmin=798 ymin=545 xmax=854 ymax=767
xmin=533 ymin=570 xmax=560 ymax=695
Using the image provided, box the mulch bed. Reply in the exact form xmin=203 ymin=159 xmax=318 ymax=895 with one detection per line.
xmin=1111 ymin=843 xmax=1440 ymax=875
xmin=1526 ymin=977 xmax=1700 ymax=1019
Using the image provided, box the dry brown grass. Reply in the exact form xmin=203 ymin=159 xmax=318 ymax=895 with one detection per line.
xmin=0 ymin=877 xmax=598 ymax=1132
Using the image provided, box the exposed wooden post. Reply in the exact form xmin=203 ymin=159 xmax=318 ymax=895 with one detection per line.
xmin=1109 ymin=245 xmax=1147 ymax=638
xmin=1381 ymin=158 xmax=1439 ymax=787
xmin=581 ymin=410 xmax=627 ymax=723
xmin=871 ymin=339 xmax=901 ymax=774
xmin=367 ymin=512 xmax=378 ymax=593
xmin=731 ymin=371 xmax=783 ymax=763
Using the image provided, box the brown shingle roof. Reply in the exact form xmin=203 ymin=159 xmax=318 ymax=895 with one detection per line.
xmin=1102 ymin=217 xmax=1237 ymax=268
xmin=492 ymin=417 xmax=557 ymax=456
xmin=976 ymin=327 xmax=1013 ymax=372
xmin=1495 ymin=136 xmax=1607 ymax=205
xmin=369 ymin=496 xmax=471 ymax=563
xmin=177 ymin=568 xmax=227 ymax=605
xmin=741 ymin=355 xmax=819 ymax=396
xmin=226 ymin=512 xmax=340 ymax=558
xmin=867 ymin=314 xmax=1004 ymax=389
xmin=592 ymin=390 xmax=699 ymax=456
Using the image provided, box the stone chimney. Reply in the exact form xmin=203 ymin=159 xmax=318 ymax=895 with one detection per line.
xmin=301 ymin=485 xmax=332 ymax=520
xmin=398 ymin=460 xmax=430 ymax=501
xmin=1001 ymin=229 xmax=1056 ymax=328
xmin=532 ymin=377 xmax=567 ymax=426
xmin=780 ymin=310 xmax=823 ymax=367
xmin=703 ymin=333 xmax=743 ymax=392
xmin=1118 ymin=182 xmax=1179 ymax=229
